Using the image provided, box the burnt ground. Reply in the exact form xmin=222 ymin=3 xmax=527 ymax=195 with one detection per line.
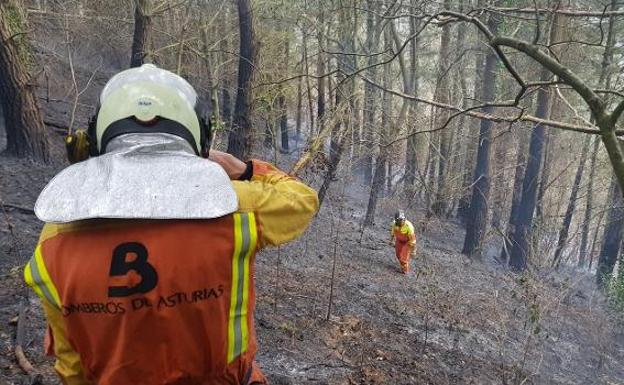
xmin=1 ymin=143 xmax=624 ymax=385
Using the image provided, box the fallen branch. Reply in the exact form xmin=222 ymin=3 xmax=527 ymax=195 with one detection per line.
xmin=3 ymin=203 xmax=35 ymax=215
xmin=15 ymin=300 xmax=43 ymax=384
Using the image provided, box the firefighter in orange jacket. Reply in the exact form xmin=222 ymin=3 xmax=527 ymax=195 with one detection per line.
xmin=24 ymin=64 xmax=319 ymax=385
xmin=390 ymin=211 xmax=416 ymax=274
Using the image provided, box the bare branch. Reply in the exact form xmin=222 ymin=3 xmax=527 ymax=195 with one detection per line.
xmin=491 ymin=36 xmax=606 ymax=119
xmin=359 ymin=75 xmax=610 ymax=136
xmin=611 ymin=99 xmax=624 ymax=126
xmin=484 ymin=7 xmax=624 ymax=17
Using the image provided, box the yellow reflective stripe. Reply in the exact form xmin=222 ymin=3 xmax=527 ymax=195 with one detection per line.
xmin=24 ymin=262 xmax=46 ymax=301
xmin=228 ymin=214 xmax=243 ymax=363
xmin=227 ymin=213 xmax=256 ymax=363
xmin=240 ymin=212 xmax=257 ymax=355
xmin=25 ymin=246 xmax=61 ymax=308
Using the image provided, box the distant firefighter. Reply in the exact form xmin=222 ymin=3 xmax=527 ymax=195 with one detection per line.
xmin=389 ymin=211 xmax=417 ymax=274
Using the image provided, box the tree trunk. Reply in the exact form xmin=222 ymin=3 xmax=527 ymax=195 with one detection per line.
xmin=579 ymin=137 xmax=600 ymax=267
xmin=278 ymin=41 xmax=289 ymax=152
xmin=227 ymin=0 xmax=256 ymax=159
xmin=219 ymin=12 xmax=233 ymax=128
xmin=457 ymin=22 xmax=485 ymax=225
xmin=580 ymin=0 xmax=617 ymax=269
xmin=264 ymin=119 xmax=273 ymax=148
xmin=316 ymin=12 xmax=326 ymax=134
xmin=0 ymin=1 xmax=49 ymax=161
xmin=535 ymin=129 xmax=556 ymax=228
xmin=364 ymin=153 xmax=386 ymax=226
xmin=404 ymin=9 xmax=420 ymax=189
xmin=552 ymin=134 xmax=590 ymax=267
xmin=461 ymin=13 xmax=500 ymax=258
xmin=301 ymin=22 xmax=315 ymax=136
xmin=363 ymin=23 xmax=392 ymax=226
xmin=507 ymin=69 xmax=550 ymax=271
xmin=490 ymin=133 xmax=507 ymax=230
xmin=360 ymin=0 xmax=380 ymax=185
xmin=317 ymin=74 xmax=346 ymax=206
xmin=430 ymin=0 xmax=453 ymax=216
xmin=501 ymin=127 xmax=530 ymax=263
xmin=317 ymin=6 xmax=353 ymax=207
xmin=130 ymin=0 xmax=152 ymax=68
xmin=597 ymin=178 xmax=624 ymax=286
xmin=295 ymin=69 xmax=303 ymax=140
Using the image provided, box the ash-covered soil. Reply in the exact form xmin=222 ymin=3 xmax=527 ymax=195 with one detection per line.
xmin=1 ymin=149 xmax=623 ymax=385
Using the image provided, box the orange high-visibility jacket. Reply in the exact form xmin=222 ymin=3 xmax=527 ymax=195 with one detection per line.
xmin=24 ymin=160 xmax=319 ymax=385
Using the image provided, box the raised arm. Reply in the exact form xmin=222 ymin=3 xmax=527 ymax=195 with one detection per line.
xmin=233 ymin=160 xmax=319 ymax=247
xmin=209 ymin=150 xmax=319 ymax=248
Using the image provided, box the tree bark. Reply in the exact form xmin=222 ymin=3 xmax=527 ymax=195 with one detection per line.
xmin=457 ymin=20 xmax=485 ymax=225
xmin=316 ymin=12 xmax=326 ymax=135
xmin=219 ymin=11 xmax=233 ymax=128
xmin=130 ymin=0 xmax=151 ymax=68
xmin=317 ymin=74 xmax=346 ymax=206
xmin=597 ymin=179 xmax=624 ymax=286
xmin=0 ymin=1 xmax=49 ymax=161
xmin=534 ymin=129 xmax=552 ymax=225
xmin=507 ymin=69 xmax=550 ymax=271
xmin=461 ymin=12 xmax=499 ymax=259
xmin=278 ymin=41 xmax=289 ymax=152
xmin=490 ymin=131 xmax=507 ymax=230
xmin=579 ymin=137 xmax=600 ymax=268
xmin=403 ymin=7 xmax=420 ymax=189
xmin=580 ymin=0 xmax=617 ymax=268
xmin=552 ymin=134 xmax=590 ymax=267
xmin=364 ymin=22 xmax=392 ymax=226
xmin=501 ymin=127 xmax=529 ymax=263
xmin=360 ymin=0 xmax=379 ymax=185
xmin=430 ymin=0 xmax=453 ymax=216
xmin=317 ymin=4 xmax=353 ymax=207
xmin=364 ymin=152 xmax=386 ymax=226
xmin=227 ymin=0 xmax=256 ymax=159
xmin=295 ymin=69 xmax=302 ymax=140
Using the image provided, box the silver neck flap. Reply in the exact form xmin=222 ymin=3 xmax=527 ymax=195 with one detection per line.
xmin=105 ymin=132 xmax=196 ymax=155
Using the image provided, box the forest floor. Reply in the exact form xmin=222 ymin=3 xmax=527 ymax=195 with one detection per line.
xmin=1 ymin=138 xmax=624 ymax=385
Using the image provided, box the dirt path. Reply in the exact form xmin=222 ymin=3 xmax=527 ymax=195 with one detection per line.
xmin=1 ymin=156 xmax=623 ymax=385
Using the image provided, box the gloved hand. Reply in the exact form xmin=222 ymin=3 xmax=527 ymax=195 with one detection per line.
xmin=209 ymin=150 xmax=247 ymax=180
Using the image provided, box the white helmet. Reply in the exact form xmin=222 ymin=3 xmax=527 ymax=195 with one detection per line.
xmin=88 ymin=64 xmax=209 ymax=155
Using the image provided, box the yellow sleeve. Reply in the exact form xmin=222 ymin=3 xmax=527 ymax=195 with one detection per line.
xmin=41 ymin=301 xmax=91 ymax=385
xmin=24 ymin=229 xmax=90 ymax=385
xmin=232 ymin=160 xmax=319 ymax=247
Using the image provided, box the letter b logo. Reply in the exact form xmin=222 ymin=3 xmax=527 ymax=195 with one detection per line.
xmin=108 ymin=242 xmax=158 ymax=297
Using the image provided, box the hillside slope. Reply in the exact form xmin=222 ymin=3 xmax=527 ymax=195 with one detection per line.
xmin=0 ymin=153 xmax=623 ymax=385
